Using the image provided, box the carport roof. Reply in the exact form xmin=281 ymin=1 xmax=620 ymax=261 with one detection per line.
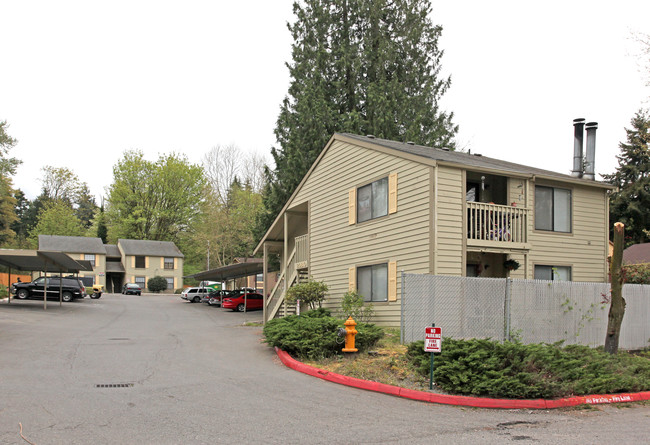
xmin=0 ymin=249 xmax=92 ymax=273
xmin=185 ymin=261 xmax=263 ymax=281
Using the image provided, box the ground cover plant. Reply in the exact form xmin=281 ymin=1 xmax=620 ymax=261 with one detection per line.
xmin=262 ymin=308 xmax=383 ymax=359
xmin=407 ymin=338 xmax=650 ymax=399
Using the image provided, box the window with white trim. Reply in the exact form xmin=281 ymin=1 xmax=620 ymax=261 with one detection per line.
xmin=534 ymin=265 xmax=571 ymax=281
xmin=164 ymin=257 xmax=174 ymax=270
xmin=535 ymin=186 xmax=571 ymax=232
xmin=135 ymin=276 xmax=146 ymax=287
xmin=84 ymin=254 xmax=96 ymax=267
xmin=357 ymin=263 xmax=388 ymax=302
xmin=357 ymin=177 xmax=388 ymax=223
xmin=166 ymin=277 xmax=174 ymax=289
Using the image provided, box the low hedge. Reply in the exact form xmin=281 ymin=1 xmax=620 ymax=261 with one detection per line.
xmin=263 ymin=308 xmax=384 ymax=359
xmin=407 ymin=338 xmax=650 ymax=399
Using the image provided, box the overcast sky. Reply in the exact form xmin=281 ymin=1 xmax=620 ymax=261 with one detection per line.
xmin=1 ymin=1 xmax=649 ymax=201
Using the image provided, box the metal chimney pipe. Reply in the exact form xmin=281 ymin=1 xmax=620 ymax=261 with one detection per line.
xmin=584 ymin=122 xmax=598 ymax=180
xmin=572 ymin=118 xmax=585 ymax=177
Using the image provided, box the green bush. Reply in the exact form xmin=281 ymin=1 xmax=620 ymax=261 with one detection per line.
xmin=622 ymin=264 xmax=650 ymax=284
xmin=147 ymin=276 xmax=168 ymax=293
xmin=406 ymin=338 xmax=650 ymax=399
xmin=285 ymin=280 xmax=328 ymax=310
xmin=340 ymin=290 xmax=375 ymax=323
xmin=263 ymin=308 xmax=384 ymax=359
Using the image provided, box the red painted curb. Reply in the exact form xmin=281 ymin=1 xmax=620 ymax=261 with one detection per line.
xmin=275 ymin=347 xmax=650 ymax=409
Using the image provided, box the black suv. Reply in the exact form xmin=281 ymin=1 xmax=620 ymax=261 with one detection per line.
xmin=13 ymin=277 xmax=86 ymax=302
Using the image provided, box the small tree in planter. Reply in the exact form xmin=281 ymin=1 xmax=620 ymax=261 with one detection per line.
xmin=285 ymin=280 xmax=328 ymax=310
xmin=147 ymin=276 xmax=168 ymax=293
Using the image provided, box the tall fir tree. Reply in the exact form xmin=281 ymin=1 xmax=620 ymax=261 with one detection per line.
xmin=603 ymin=109 xmax=650 ymax=245
xmin=258 ymin=0 xmax=457 ymax=237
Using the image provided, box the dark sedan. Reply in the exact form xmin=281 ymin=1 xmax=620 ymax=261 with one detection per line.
xmin=122 ymin=283 xmax=142 ymax=295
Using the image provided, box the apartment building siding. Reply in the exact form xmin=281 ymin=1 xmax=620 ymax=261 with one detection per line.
xmin=291 ymin=140 xmax=432 ymax=325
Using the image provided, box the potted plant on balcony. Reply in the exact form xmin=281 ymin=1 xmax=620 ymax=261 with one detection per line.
xmin=503 ymin=259 xmax=520 ymax=272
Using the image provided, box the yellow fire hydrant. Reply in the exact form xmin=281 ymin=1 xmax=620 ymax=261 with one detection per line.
xmin=342 ymin=317 xmax=358 ymax=353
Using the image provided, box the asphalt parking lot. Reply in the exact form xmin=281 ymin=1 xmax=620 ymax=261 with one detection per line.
xmin=1 ymin=294 xmax=648 ymax=444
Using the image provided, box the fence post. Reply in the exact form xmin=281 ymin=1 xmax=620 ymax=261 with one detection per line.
xmin=504 ymin=277 xmax=512 ymax=342
xmin=400 ymin=271 xmax=405 ymax=344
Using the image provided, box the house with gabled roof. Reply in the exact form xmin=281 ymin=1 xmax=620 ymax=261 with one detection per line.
xmin=38 ymin=235 xmax=184 ymax=293
xmin=254 ymin=129 xmax=614 ymax=325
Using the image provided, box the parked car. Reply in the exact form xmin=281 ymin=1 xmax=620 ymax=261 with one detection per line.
xmin=207 ymin=290 xmax=236 ymax=307
xmin=122 ymin=283 xmax=142 ymax=295
xmin=12 ymin=276 xmax=86 ymax=302
xmin=221 ymin=292 xmax=264 ymax=312
xmin=181 ymin=287 xmax=217 ymax=303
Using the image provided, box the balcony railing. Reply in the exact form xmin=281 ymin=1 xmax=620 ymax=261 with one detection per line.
xmin=467 ymin=202 xmax=529 ymax=244
xmin=295 ymin=234 xmax=309 ymax=270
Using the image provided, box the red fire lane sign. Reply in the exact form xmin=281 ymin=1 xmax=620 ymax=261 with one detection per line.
xmin=424 ymin=327 xmax=442 ymax=353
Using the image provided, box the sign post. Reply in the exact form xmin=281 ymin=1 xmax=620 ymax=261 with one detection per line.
xmin=424 ymin=324 xmax=442 ymax=390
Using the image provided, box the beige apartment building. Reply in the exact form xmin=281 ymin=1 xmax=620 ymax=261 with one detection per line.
xmin=39 ymin=235 xmax=184 ymax=293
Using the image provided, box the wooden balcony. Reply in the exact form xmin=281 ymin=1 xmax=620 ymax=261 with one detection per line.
xmin=466 ymin=202 xmax=530 ymax=250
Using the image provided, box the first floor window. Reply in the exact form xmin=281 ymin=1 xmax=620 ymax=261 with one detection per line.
xmin=534 ymin=265 xmax=571 ymax=281
xmin=135 ymin=256 xmax=146 ymax=268
xmin=84 ymin=254 xmax=96 ymax=267
xmin=164 ymin=257 xmax=174 ymax=270
xmin=166 ymin=278 xmax=174 ymax=289
xmin=357 ymin=263 xmax=388 ymax=302
xmin=135 ymin=276 xmax=146 ymax=287
xmin=535 ymin=186 xmax=571 ymax=232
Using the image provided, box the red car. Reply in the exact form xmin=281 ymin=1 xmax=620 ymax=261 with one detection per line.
xmin=221 ymin=292 xmax=264 ymax=312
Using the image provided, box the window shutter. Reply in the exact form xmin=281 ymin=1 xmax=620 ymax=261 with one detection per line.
xmin=80 ymin=254 xmax=84 ymax=260
xmin=161 ymin=257 xmax=164 ymax=268
xmin=131 ymin=275 xmax=135 ymax=283
xmin=389 ymin=173 xmax=398 ymax=214
xmin=388 ymin=261 xmax=397 ymax=301
xmin=131 ymin=256 xmax=135 ymax=268
xmin=348 ymin=266 xmax=356 ymax=291
xmin=348 ymin=188 xmax=356 ymax=224
xmin=174 ymin=258 xmax=177 ymax=269
xmin=145 ymin=257 xmax=149 ymax=268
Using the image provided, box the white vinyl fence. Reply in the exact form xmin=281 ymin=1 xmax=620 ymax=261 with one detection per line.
xmin=401 ymin=274 xmax=650 ymax=350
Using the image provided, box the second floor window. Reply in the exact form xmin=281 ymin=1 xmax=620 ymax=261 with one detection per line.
xmin=135 ymin=256 xmax=146 ymax=268
xmin=164 ymin=257 xmax=174 ymax=270
xmin=535 ymin=186 xmax=571 ymax=232
xmin=84 ymin=254 xmax=96 ymax=267
xmin=357 ymin=177 xmax=388 ymax=223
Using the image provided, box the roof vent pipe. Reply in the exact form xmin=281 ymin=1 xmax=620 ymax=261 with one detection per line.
xmin=572 ymin=118 xmax=585 ymax=177
xmin=584 ymin=122 xmax=598 ymax=180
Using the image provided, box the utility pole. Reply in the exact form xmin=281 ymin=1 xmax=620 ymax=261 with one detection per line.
xmin=207 ymin=240 xmax=210 ymax=270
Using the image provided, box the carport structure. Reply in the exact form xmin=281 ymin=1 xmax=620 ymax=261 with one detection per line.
xmin=0 ymin=249 xmax=94 ymax=309
xmin=185 ymin=260 xmax=264 ymax=315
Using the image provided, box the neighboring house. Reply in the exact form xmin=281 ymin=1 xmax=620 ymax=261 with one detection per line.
xmin=254 ymin=132 xmax=614 ymax=325
xmin=623 ymin=243 xmax=650 ymax=265
xmin=38 ymin=235 xmax=184 ymax=292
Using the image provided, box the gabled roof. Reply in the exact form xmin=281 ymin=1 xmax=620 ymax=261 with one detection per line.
xmin=623 ymin=243 xmax=650 ymax=265
xmin=104 ymin=244 xmax=121 ymax=258
xmin=340 ymin=133 xmax=615 ymax=185
xmin=118 ymin=239 xmax=184 ymax=258
xmin=254 ymin=132 xmax=614 ymax=255
xmin=39 ymin=235 xmax=106 ymax=254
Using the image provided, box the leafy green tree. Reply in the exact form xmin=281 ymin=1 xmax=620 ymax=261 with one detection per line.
xmin=74 ymin=184 xmax=97 ymax=228
xmin=285 ymin=280 xmax=329 ymax=310
xmin=603 ymin=109 xmax=650 ymax=245
xmin=106 ymin=150 xmax=205 ymax=243
xmin=40 ymin=166 xmax=82 ymax=203
xmin=29 ymin=200 xmax=86 ymax=246
xmin=258 ymin=0 xmax=457 ymax=236
xmin=0 ymin=175 xmax=17 ymax=245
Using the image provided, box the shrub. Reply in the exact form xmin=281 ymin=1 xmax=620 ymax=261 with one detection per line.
xmin=285 ymin=280 xmax=328 ymax=310
xmin=340 ymin=290 xmax=375 ymax=323
xmin=406 ymin=338 xmax=650 ymax=399
xmin=147 ymin=276 xmax=168 ymax=293
xmin=263 ymin=308 xmax=384 ymax=359
xmin=622 ymin=264 xmax=650 ymax=284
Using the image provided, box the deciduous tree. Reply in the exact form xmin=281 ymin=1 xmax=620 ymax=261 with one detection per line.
xmin=28 ymin=200 xmax=86 ymax=245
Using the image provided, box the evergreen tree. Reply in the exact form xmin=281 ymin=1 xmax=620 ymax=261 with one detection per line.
xmin=258 ymin=0 xmax=457 ymax=236
xmin=603 ymin=109 xmax=650 ymax=245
